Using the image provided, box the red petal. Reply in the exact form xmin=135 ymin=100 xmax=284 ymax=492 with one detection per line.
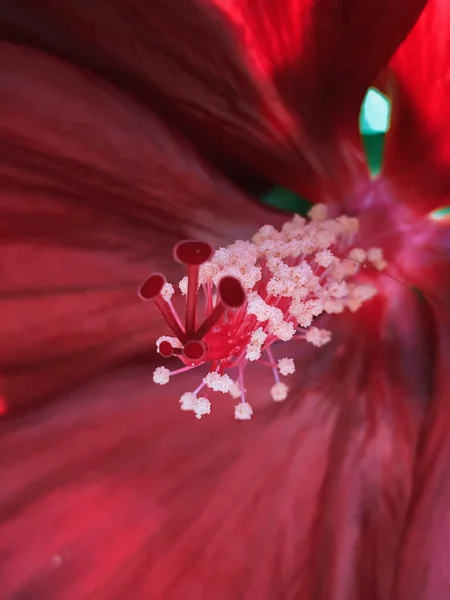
xmin=214 ymin=0 xmax=426 ymax=123
xmin=0 ymin=43 xmax=279 ymax=412
xmin=0 ymin=0 xmax=312 ymax=194
xmin=0 ymin=0 xmax=426 ymax=203
xmin=384 ymin=0 xmax=450 ymax=213
xmin=213 ymin=0 xmax=426 ymax=201
xmin=0 ymin=288 xmax=434 ymax=598
xmin=392 ymin=217 xmax=450 ymax=315
xmin=391 ymin=319 xmax=450 ymax=599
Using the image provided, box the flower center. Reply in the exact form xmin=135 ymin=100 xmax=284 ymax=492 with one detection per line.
xmin=139 ymin=204 xmax=386 ymax=420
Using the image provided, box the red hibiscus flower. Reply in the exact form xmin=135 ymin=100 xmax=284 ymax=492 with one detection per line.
xmin=1 ymin=0 xmax=449 ymax=598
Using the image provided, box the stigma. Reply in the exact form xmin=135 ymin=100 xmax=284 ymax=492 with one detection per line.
xmin=139 ymin=204 xmax=386 ymax=420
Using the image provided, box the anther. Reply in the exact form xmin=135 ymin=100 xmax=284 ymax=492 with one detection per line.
xmin=174 ymin=241 xmax=213 ymax=335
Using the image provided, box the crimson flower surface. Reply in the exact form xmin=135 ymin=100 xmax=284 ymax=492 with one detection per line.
xmin=0 ymin=1 xmax=449 ymax=599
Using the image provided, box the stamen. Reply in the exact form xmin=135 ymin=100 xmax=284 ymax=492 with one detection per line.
xmin=266 ymin=347 xmax=281 ymax=384
xmin=238 ymin=363 xmax=245 ymax=403
xmin=193 ymin=379 xmax=207 ymax=396
xmin=170 ymin=364 xmax=202 ymax=376
xmin=140 ymin=205 xmax=387 ymax=421
xmin=174 ymin=241 xmax=213 ymax=334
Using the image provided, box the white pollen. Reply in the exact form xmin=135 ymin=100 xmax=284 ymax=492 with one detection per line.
xmin=323 ymin=297 xmax=345 ymax=313
xmin=367 ymin=247 xmax=387 ymax=270
xmin=348 ymin=248 xmax=366 ymax=263
xmin=290 ymin=298 xmax=324 ymax=328
xmin=234 ymin=402 xmax=253 ymax=420
xmin=153 ymin=366 xmax=170 ymax=385
xmin=179 ymin=392 xmax=197 ymax=411
xmin=366 ymin=247 xmax=383 ymax=262
xmin=338 ymin=215 xmax=359 ymax=233
xmin=328 ymin=280 xmax=349 ymax=299
xmin=305 ymin=327 xmax=332 ymax=347
xmin=330 ymin=261 xmax=346 ymax=281
xmin=252 ymin=225 xmax=279 ymax=244
xmin=315 ymin=249 xmax=335 ymax=268
xmin=179 ymin=276 xmax=188 ymax=295
xmin=179 ymin=393 xmax=211 ymax=418
xmin=192 ymin=396 xmax=211 ymax=419
xmin=203 ymin=372 xmax=235 ymax=393
xmin=250 ymin=327 xmax=267 ymax=345
xmin=245 ymin=326 xmax=268 ymax=361
xmin=161 ymin=282 xmax=174 ymax=301
xmin=246 ymin=345 xmax=263 ymax=361
xmin=308 ymin=204 xmax=328 ymax=221
xmin=269 ymin=319 xmax=296 ymax=341
xmin=229 ymin=381 xmax=242 ymax=399
xmin=374 ymin=259 xmax=387 ymax=271
xmin=271 ymin=382 xmax=289 ymax=402
xmin=281 ymin=214 xmax=306 ymax=239
xmin=278 ymin=358 xmax=295 ymax=376
xmin=180 ymin=392 xmax=197 ymax=410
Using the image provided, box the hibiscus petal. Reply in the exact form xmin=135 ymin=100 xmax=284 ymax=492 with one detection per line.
xmin=0 ymin=0 xmax=428 ymax=203
xmin=213 ymin=0 xmax=426 ymax=123
xmin=391 ymin=319 xmax=450 ymax=599
xmin=393 ymin=217 xmax=450 ymax=314
xmin=0 ymin=0 xmax=313 ymax=195
xmin=211 ymin=0 xmax=426 ymax=200
xmin=0 ymin=287 xmax=433 ymax=598
xmin=384 ymin=0 xmax=450 ymax=212
xmin=0 ymin=43 xmax=279 ymax=411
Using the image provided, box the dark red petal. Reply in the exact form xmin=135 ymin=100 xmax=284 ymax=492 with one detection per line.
xmin=0 ymin=43 xmax=280 ymax=412
xmin=0 ymin=0 xmax=428 ymax=204
xmin=0 ymin=286 xmax=433 ymax=598
xmin=0 ymin=0 xmax=314 ymax=195
xmin=391 ymin=319 xmax=450 ymax=599
xmin=211 ymin=0 xmax=427 ymax=201
xmin=393 ymin=217 xmax=450 ymax=313
xmin=214 ymin=0 xmax=426 ymax=124
xmin=384 ymin=0 xmax=450 ymax=212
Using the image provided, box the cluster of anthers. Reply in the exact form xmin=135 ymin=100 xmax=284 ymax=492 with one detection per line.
xmin=139 ymin=204 xmax=386 ymax=420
